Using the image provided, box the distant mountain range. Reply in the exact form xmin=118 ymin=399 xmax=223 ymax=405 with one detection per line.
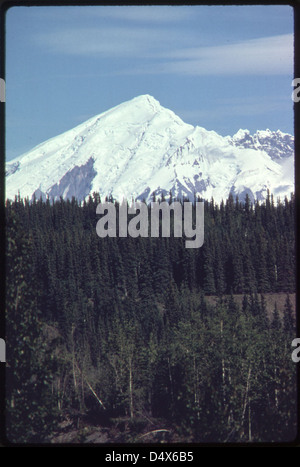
xmin=5 ymin=94 xmax=294 ymax=204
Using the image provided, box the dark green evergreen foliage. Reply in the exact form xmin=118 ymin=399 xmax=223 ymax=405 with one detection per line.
xmin=5 ymin=193 xmax=296 ymax=443
xmin=283 ymin=294 xmax=295 ymax=335
xmin=5 ymin=207 xmax=58 ymax=442
xmin=271 ymin=302 xmax=282 ymax=331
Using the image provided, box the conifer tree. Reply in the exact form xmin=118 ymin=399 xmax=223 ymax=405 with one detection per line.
xmin=271 ymin=302 xmax=281 ymax=331
xmin=202 ymin=243 xmax=216 ymax=295
xmin=283 ymin=294 xmax=295 ymax=335
xmin=6 ymin=212 xmax=57 ymax=442
xmin=4 ymin=191 xmax=296 ymax=443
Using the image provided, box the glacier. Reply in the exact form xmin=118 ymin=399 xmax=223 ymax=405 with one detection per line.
xmin=5 ymin=94 xmax=294 ymax=205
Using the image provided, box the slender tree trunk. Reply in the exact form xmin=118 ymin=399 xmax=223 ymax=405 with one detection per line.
xmin=81 ymin=369 xmax=85 ymax=412
xmin=220 ymin=319 xmax=226 ymax=407
xmin=248 ymin=397 xmax=252 ymax=442
xmin=129 ymin=356 xmax=134 ymax=419
xmin=57 ymin=378 xmax=61 ymax=410
xmin=71 ymin=324 xmax=80 ymax=409
xmin=193 ymin=356 xmax=199 ymax=405
xmin=241 ymin=364 xmax=251 ymax=438
xmin=167 ymin=357 xmax=174 ymax=405
xmin=274 ymin=366 xmax=279 ymax=409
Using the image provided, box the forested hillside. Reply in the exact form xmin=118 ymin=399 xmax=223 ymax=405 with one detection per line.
xmin=5 ymin=191 xmax=297 ymax=443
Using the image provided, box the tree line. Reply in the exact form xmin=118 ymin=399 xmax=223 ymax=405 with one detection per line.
xmin=4 ymin=191 xmax=297 ymax=443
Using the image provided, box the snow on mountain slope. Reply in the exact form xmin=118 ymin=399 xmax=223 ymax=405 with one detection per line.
xmin=5 ymin=94 xmax=294 ymax=204
xmin=228 ymin=128 xmax=294 ymax=161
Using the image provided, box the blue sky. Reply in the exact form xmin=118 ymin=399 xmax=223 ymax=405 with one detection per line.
xmin=5 ymin=4 xmax=294 ymax=161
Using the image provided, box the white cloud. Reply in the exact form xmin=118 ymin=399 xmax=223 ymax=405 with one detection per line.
xmin=178 ymin=96 xmax=292 ymax=127
xmin=35 ymin=26 xmax=180 ymax=57
xmin=14 ymin=4 xmax=195 ymax=26
xmin=35 ymin=23 xmax=293 ymax=76
xmin=87 ymin=5 xmax=195 ymax=23
xmin=166 ymin=34 xmax=293 ymax=75
xmin=132 ymin=34 xmax=294 ymax=76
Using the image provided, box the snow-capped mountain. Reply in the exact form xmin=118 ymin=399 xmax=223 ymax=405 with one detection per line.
xmin=228 ymin=128 xmax=294 ymax=161
xmin=5 ymin=94 xmax=294 ymax=204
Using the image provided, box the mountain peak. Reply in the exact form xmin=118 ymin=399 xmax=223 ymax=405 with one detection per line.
xmin=229 ymin=127 xmax=294 ymax=161
xmin=132 ymin=94 xmax=160 ymax=104
xmin=5 ymin=96 xmax=294 ymax=204
xmin=119 ymin=94 xmax=162 ymax=114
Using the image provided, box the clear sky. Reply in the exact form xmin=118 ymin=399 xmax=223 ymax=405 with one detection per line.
xmin=5 ymin=4 xmax=294 ymax=161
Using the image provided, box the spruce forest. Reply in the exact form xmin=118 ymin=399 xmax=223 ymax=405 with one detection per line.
xmin=5 ymin=191 xmax=297 ymax=444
